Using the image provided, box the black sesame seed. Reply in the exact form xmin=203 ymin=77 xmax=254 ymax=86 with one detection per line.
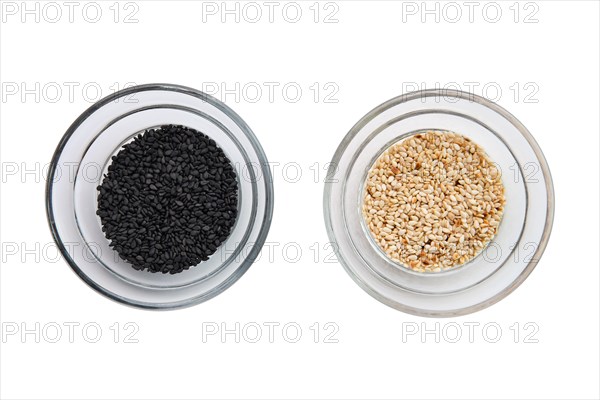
xmin=97 ymin=124 xmax=238 ymax=274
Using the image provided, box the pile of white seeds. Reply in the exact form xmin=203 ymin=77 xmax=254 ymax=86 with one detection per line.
xmin=363 ymin=130 xmax=505 ymax=272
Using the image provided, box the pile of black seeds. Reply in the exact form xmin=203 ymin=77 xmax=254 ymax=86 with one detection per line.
xmin=96 ymin=125 xmax=238 ymax=274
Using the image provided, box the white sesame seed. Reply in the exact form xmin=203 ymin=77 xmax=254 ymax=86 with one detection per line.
xmin=363 ymin=130 xmax=505 ymax=272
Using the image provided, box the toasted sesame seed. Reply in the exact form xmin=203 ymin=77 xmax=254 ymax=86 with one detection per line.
xmin=362 ymin=130 xmax=505 ymax=272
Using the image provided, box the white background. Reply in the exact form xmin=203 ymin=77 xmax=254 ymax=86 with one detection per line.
xmin=1 ymin=1 xmax=599 ymax=399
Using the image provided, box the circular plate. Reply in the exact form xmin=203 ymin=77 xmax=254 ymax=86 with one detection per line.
xmin=323 ymin=89 xmax=554 ymax=317
xmin=46 ymin=84 xmax=274 ymax=309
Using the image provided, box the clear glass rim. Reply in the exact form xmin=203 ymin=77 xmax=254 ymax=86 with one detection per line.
xmin=46 ymin=83 xmax=275 ymax=310
xmin=323 ymin=89 xmax=555 ymax=317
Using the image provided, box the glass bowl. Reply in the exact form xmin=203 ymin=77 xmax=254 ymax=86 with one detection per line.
xmin=323 ymin=89 xmax=554 ymax=317
xmin=46 ymin=84 xmax=274 ymax=309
